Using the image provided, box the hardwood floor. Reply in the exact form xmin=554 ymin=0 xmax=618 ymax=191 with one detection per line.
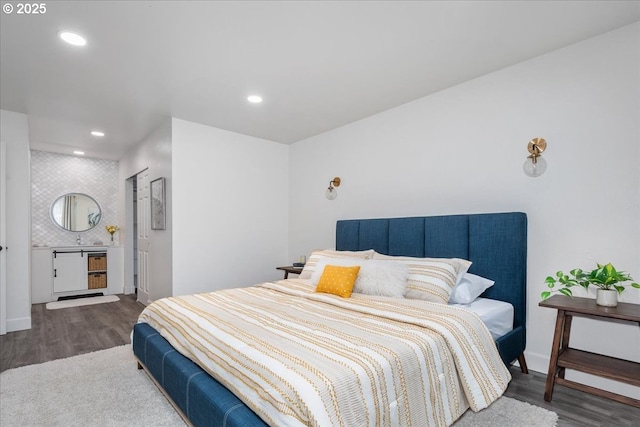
xmin=505 ymin=368 xmax=639 ymax=426
xmin=1 ymin=296 xmax=638 ymax=426
xmin=0 ymin=293 xmax=144 ymax=372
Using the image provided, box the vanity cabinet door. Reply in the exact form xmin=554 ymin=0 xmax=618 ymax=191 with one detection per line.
xmin=53 ymin=252 xmax=88 ymax=292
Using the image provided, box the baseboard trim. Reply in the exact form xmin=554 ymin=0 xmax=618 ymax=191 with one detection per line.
xmin=6 ymin=316 xmax=31 ymax=332
xmin=523 ymin=351 xmax=551 ymax=375
xmin=123 ymin=286 xmax=136 ymax=295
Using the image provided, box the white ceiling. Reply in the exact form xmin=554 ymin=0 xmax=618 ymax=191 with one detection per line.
xmin=1 ymin=1 xmax=639 ymax=160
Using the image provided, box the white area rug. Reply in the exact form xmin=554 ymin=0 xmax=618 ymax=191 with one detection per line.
xmin=0 ymin=345 xmax=558 ymax=427
xmin=45 ymin=295 xmax=120 ymax=310
xmin=455 ymin=394 xmax=558 ymax=426
xmin=0 ymin=346 xmax=183 ymax=427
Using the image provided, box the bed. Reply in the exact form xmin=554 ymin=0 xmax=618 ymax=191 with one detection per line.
xmin=133 ymin=211 xmax=527 ymax=427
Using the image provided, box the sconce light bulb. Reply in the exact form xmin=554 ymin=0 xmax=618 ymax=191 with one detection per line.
xmin=523 ymin=156 xmax=547 ymax=178
xmin=326 ymin=187 xmax=338 ymax=200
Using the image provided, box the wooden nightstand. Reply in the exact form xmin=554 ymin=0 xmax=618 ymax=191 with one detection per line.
xmin=539 ymin=295 xmax=640 ymax=407
xmin=276 ymin=266 xmax=303 ymax=279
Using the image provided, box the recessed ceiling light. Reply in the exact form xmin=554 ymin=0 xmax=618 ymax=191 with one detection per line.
xmin=73 ymin=151 xmax=85 ymax=155
xmin=91 ymin=131 xmax=105 ymax=137
xmin=247 ymin=95 xmax=263 ymax=104
xmin=59 ymin=31 xmax=87 ymax=46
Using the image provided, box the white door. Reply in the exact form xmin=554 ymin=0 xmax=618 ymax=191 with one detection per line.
xmin=0 ymin=140 xmax=6 ymax=335
xmin=137 ymin=170 xmax=150 ymax=305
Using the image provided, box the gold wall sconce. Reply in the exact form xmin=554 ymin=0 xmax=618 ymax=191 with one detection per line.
xmin=326 ymin=177 xmax=341 ymax=200
xmin=523 ymin=137 xmax=547 ymax=178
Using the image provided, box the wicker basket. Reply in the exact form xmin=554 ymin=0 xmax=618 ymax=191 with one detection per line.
xmin=88 ymin=254 xmax=107 ymax=271
xmin=88 ymin=272 xmax=107 ymax=289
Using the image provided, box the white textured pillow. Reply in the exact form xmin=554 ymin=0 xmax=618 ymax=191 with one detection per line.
xmin=373 ymin=253 xmax=472 ymax=304
xmin=449 ymin=273 xmax=495 ymax=304
xmin=353 ymin=260 xmax=409 ymax=298
xmin=299 ymin=249 xmax=374 ymax=280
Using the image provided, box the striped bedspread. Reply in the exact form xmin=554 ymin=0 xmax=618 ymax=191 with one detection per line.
xmin=137 ymin=279 xmax=511 ymax=427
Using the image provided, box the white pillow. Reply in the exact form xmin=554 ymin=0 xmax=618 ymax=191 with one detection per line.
xmin=449 ymin=273 xmax=495 ymax=304
xmin=299 ymin=249 xmax=374 ymax=280
xmin=353 ymin=260 xmax=409 ymax=298
xmin=310 ymin=257 xmax=366 ymax=284
xmin=455 ymin=262 xmax=472 ymax=288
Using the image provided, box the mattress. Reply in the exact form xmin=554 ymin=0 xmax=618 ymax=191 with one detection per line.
xmin=450 ymin=297 xmax=514 ymax=340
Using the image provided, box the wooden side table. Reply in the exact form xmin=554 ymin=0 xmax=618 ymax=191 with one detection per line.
xmin=539 ymin=295 xmax=640 ymax=407
xmin=276 ymin=266 xmax=303 ymax=279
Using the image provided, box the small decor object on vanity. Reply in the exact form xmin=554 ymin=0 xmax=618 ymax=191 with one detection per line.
xmin=105 ymin=225 xmax=119 ymax=246
xmin=541 ymin=262 xmax=639 ymax=307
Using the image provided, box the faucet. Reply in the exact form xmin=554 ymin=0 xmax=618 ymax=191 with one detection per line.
xmin=76 ymin=234 xmax=82 ymax=245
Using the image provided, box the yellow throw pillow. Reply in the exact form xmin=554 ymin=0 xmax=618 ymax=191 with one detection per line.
xmin=315 ymin=265 xmax=361 ymax=298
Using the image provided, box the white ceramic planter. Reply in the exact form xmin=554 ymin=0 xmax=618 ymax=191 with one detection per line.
xmin=596 ymin=289 xmax=618 ymax=307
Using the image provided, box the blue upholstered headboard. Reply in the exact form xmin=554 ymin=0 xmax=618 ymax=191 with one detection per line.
xmin=336 ymin=212 xmax=528 ymax=366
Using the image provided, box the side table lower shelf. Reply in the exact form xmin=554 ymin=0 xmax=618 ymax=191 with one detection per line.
xmin=555 ymin=348 xmax=640 ymax=406
xmin=558 ymin=348 xmax=640 ymax=385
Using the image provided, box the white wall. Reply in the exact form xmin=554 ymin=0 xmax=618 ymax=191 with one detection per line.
xmin=119 ymin=120 xmax=173 ymax=302
xmin=172 ymin=118 xmax=289 ymax=296
xmin=289 ymin=23 xmax=640 ymax=399
xmin=1 ymin=110 xmax=31 ymax=332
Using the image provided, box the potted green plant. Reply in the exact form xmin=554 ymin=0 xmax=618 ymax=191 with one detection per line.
xmin=541 ymin=262 xmax=639 ymax=307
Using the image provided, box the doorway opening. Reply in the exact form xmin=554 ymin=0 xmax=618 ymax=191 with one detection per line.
xmin=125 ymin=169 xmax=150 ymax=305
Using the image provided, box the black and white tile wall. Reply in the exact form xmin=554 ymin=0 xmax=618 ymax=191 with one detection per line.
xmin=31 ymin=151 xmax=119 ymax=247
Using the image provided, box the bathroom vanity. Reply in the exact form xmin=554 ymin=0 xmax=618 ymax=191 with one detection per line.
xmin=31 ymin=246 xmax=124 ymax=303
xmin=31 ymin=191 xmax=125 ymax=303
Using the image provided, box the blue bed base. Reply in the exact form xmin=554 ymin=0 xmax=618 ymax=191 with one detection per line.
xmin=133 ymin=322 xmax=267 ymax=427
xmin=133 ymin=211 xmax=527 ymax=426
